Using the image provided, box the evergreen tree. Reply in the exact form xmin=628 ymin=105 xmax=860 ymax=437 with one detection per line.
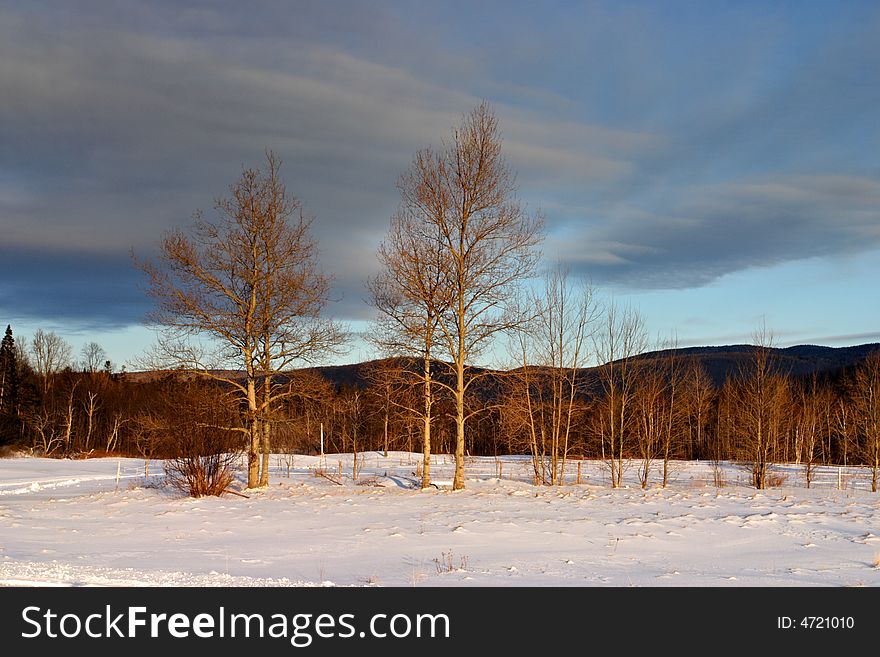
xmin=0 ymin=325 xmax=17 ymax=412
xmin=0 ymin=324 xmax=21 ymax=446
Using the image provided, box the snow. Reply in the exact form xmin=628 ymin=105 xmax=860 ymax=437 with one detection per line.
xmin=0 ymin=452 xmax=878 ymax=587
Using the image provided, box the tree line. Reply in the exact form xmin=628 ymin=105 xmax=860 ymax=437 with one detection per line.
xmin=2 ymin=102 xmax=878 ymax=494
xmin=1 ymin=321 xmax=879 ymax=493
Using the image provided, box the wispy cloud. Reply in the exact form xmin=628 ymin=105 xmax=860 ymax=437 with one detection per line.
xmin=0 ymin=0 xmax=878 ymax=345
xmin=0 ymin=3 xmax=656 ymax=327
xmin=551 ymin=173 xmax=880 ymax=288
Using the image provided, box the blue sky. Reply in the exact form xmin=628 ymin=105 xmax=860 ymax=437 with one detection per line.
xmin=1 ymin=1 xmax=878 ymax=368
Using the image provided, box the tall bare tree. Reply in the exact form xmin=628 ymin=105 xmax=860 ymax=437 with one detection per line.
xmin=30 ymin=329 xmax=72 ymax=397
xmin=405 ymin=102 xmax=543 ymax=490
xmin=139 ymin=151 xmax=344 ymax=489
xmin=368 ymin=180 xmax=450 ymax=488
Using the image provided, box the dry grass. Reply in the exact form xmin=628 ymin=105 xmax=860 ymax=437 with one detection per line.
xmin=313 ymin=468 xmax=343 ymax=485
xmin=433 ymin=549 xmax=469 ymax=574
xmin=410 ymin=568 xmax=427 ymax=586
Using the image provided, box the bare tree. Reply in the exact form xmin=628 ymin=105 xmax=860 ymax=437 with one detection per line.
xmin=81 ymin=390 xmax=100 ymax=453
xmin=593 ymin=302 xmax=647 ymax=488
xmin=362 ymin=358 xmax=414 ymax=459
xmin=634 ymin=362 xmax=665 ymax=489
xmin=59 ymin=379 xmax=78 ymax=456
xmin=30 ymin=329 xmax=72 ymax=397
xmin=793 ymin=376 xmax=826 ymax=488
xmin=498 ymin=368 xmax=542 ymax=483
xmin=627 ymin=344 xmax=685 ymax=490
xmin=29 ymin=407 xmax=64 ymax=456
xmin=106 ymin=411 xmax=128 ymax=454
xmin=680 ymin=360 xmax=714 ymax=460
xmin=732 ymin=324 xmax=790 ymax=489
xmin=368 ymin=181 xmax=450 ymax=488
xmin=139 ymin=151 xmax=345 ymax=489
xmin=509 ymin=266 xmax=595 ymax=485
xmin=833 ymin=395 xmax=853 ymax=467
xmin=80 ymin=342 xmax=107 ymax=374
xmin=851 ymin=351 xmax=880 ymax=492
xmin=657 ymin=341 xmax=685 ymax=488
xmin=399 ymin=102 xmax=543 ymax=490
xmin=347 ymin=388 xmax=363 ymax=480
xmin=713 ymin=378 xmax=737 ymax=484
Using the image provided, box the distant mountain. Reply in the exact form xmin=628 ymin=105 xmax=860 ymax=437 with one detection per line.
xmin=626 ymin=343 xmax=880 ymax=387
xmin=308 ymin=343 xmax=880 ymax=391
xmin=129 ymin=343 xmax=880 ymax=391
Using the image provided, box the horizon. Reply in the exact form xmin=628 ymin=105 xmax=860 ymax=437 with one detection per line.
xmin=62 ymin=339 xmax=880 ymax=376
xmin=2 ymin=1 xmax=878 ymax=368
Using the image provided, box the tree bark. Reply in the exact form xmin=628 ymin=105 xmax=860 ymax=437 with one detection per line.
xmin=421 ymin=352 xmax=432 ymax=489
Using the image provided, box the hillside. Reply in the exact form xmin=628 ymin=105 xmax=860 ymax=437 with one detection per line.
xmin=308 ymin=343 xmax=880 ymax=390
xmin=625 ymin=343 xmax=880 ymax=387
xmin=127 ymin=343 xmax=880 ymax=392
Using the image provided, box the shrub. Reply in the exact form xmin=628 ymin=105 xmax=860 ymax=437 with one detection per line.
xmin=162 ymin=402 xmax=242 ymax=497
xmin=138 ymin=379 xmax=245 ymax=497
xmin=165 ymin=448 xmax=238 ymax=497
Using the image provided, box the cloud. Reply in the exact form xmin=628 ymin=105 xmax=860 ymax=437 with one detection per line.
xmin=792 ymin=332 xmax=880 ymax=346
xmin=535 ymin=3 xmax=880 ymax=290
xmin=0 ymin=246 xmax=150 ymax=331
xmin=1 ymin=0 xmax=878 ymax=346
xmin=0 ymin=2 xmax=657 ymax=328
xmin=551 ymin=174 xmax=880 ymax=288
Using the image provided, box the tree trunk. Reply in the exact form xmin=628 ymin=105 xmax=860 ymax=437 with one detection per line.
xmin=258 ymin=328 xmax=273 ymax=486
xmin=259 ymin=418 xmax=271 ymax=487
xmin=453 ymin=358 xmax=465 ymax=490
xmin=452 ymin=273 xmax=466 ymax=491
xmin=421 ymin=353 xmax=432 ymax=489
xmin=246 ymin=377 xmax=260 ymax=488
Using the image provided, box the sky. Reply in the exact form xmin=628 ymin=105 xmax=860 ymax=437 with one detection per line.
xmin=1 ymin=0 xmax=878 ymax=369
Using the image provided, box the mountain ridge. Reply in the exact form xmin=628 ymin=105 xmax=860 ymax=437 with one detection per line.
xmin=310 ymin=342 xmax=880 ymax=389
xmin=126 ymin=342 xmax=880 ymax=390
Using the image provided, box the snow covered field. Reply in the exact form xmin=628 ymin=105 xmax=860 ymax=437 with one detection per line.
xmin=1 ymin=453 xmax=878 ymax=587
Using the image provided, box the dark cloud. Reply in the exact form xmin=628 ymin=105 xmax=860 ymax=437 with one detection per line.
xmin=536 ymin=4 xmax=880 ymax=289
xmin=552 ymin=174 xmax=880 ymax=288
xmin=0 ymin=1 xmax=654 ymax=330
xmin=0 ymin=246 xmax=150 ymax=331
xmin=0 ymin=0 xmax=878 ymax=340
